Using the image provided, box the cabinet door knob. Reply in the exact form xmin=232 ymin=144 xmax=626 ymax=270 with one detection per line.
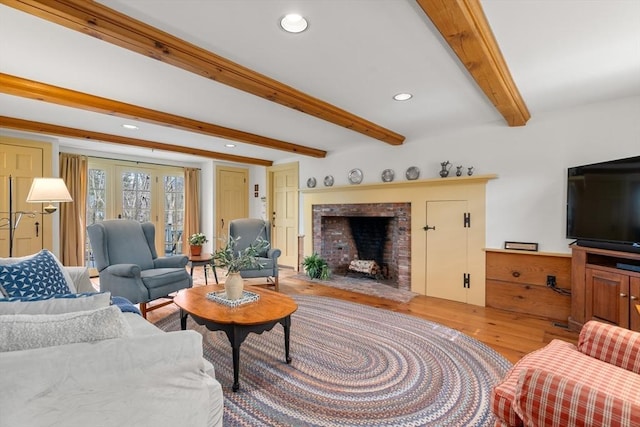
xmin=620 ymin=293 xmax=627 ymax=298
xmin=512 ymin=271 xmax=521 ymax=278
xmin=631 ymin=295 xmax=638 ymax=301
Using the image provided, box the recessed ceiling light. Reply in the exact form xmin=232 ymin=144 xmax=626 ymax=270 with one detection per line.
xmin=225 ymin=143 xmax=236 ymax=148
xmin=122 ymin=124 xmax=139 ymax=130
xmin=393 ymin=93 xmax=413 ymax=101
xmin=280 ymin=13 xmax=308 ymax=33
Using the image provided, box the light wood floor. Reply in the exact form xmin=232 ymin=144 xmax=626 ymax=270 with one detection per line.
xmin=136 ymin=267 xmax=578 ymax=364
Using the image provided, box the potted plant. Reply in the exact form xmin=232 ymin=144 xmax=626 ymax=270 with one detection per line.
xmin=212 ymin=236 xmax=270 ymax=300
xmin=302 ymin=253 xmax=330 ymax=280
xmin=188 ymin=232 xmax=208 ymax=256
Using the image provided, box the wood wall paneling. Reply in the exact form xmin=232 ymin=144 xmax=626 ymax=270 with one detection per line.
xmin=486 ymin=250 xmax=571 ymax=322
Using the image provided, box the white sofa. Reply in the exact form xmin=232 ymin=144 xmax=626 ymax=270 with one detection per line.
xmin=0 ymin=260 xmax=223 ymax=427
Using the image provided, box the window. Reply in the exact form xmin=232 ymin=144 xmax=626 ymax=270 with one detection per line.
xmin=87 ymin=168 xmax=107 ymax=224
xmin=121 ymin=170 xmax=151 ymax=222
xmin=163 ymin=174 xmax=185 ymax=256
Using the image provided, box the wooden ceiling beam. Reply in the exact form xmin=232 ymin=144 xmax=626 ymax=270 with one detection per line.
xmin=2 ymin=0 xmax=405 ymax=145
xmin=0 ymin=116 xmax=273 ymax=166
xmin=416 ymin=0 xmax=530 ymax=126
xmin=0 ymin=73 xmax=325 ymax=158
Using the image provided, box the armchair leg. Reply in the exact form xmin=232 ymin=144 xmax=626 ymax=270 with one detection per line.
xmin=265 ymin=276 xmax=279 ymax=292
xmin=139 ymin=298 xmax=174 ymax=319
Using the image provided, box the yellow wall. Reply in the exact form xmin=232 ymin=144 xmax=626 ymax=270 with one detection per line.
xmin=301 ymin=175 xmax=497 ymax=305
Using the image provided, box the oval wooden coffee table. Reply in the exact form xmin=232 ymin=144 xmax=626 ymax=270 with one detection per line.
xmin=174 ymin=285 xmax=298 ymax=391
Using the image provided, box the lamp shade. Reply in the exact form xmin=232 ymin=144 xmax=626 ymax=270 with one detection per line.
xmin=26 ymin=178 xmax=73 ymax=203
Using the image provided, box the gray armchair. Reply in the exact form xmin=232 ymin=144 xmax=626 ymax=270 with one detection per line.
xmin=228 ymin=218 xmax=281 ymax=291
xmin=87 ymin=219 xmax=192 ymax=318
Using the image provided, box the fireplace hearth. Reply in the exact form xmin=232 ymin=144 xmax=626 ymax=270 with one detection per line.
xmin=312 ymin=203 xmax=410 ymax=290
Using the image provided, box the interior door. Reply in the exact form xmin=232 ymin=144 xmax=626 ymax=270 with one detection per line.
xmin=270 ymin=164 xmax=298 ymax=268
xmin=0 ymin=143 xmax=45 ymax=257
xmin=216 ymin=166 xmax=248 ymax=247
xmin=425 ymin=200 xmax=469 ymax=303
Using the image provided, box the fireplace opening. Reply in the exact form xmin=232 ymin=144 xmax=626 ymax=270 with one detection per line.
xmin=348 ymin=217 xmax=390 ymax=279
xmin=312 ymin=203 xmax=410 ymax=290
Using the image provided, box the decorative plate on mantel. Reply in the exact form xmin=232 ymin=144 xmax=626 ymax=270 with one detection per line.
xmin=348 ymin=168 xmax=363 ymax=184
xmin=405 ymin=166 xmax=420 ymax=180
xmin=324 ymin=175 xmax=334 ymax=187
xmin=381 ymin=169 xmax=395 ymax=182
xmin=306 ymin=177 xmax=317 ymax=188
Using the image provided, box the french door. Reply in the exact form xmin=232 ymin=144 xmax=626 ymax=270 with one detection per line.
xmin=86 ymin=159 xmax=184 ymax=266
xmin=118 ymin=166 xmax=153 ymax=222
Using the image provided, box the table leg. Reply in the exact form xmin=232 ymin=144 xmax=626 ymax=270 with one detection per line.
xmin=232 ymin=342 xmax=241 ymax=392
xmin=213 ymin=320 xmax=288 ymax=392
xmin=282 ymin=315 xmax=292 ymax=364
xmin=204 ymin=264 xmax=208 ymax=285
xmin=180 ymin=309 xmax=188 ymax=330
xmin=212 ymin=264 xmax=219 ymax=284
xmin=221 ymin=325 xmax=251 ymax=392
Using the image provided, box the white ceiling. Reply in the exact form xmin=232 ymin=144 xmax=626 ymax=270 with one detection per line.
xmin=0 ymin=0 xmax=639 ymax=165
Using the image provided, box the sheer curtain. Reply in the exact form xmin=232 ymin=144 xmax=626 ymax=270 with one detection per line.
xmin=183 ymin=168 xmax=201 ymax=252
xmin=59 ymin=153 xmax=88 ymax=266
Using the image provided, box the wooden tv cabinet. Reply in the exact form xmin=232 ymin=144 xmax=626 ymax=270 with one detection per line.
xmin=569 ymin=245 xmax=640 ymax=332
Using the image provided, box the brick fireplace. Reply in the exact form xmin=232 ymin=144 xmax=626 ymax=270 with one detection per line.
xmin=312 ymin=203 xmax=411 ymax=290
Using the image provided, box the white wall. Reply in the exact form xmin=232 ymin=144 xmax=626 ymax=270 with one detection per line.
xmin=288 ymin=96 xmax=640 ymax=254
xmin=9 ymin=96 xmax=636 ymax=257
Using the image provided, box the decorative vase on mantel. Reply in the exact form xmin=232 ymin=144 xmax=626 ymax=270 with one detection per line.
xmin=225 ymin=272 xmax=244 ymax=300
xmin=190 ymin=244 xmax=202 ymax=256
xmin=439 ymin=160 xmax=452 ymax=178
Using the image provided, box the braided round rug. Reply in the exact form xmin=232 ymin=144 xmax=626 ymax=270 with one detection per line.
xmin=154 ymin=295 xmax=511 ymax=426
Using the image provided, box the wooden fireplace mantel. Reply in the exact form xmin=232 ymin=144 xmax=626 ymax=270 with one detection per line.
xmin=300 ymin=174 xmax=498 ymax=194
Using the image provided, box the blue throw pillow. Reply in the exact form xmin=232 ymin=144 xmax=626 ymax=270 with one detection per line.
xmin=0 ymin=292 xmax=98 ymax=302
xmin=0 ymin=250 xmax=71 ymax=298
xmin=110 ymin=295 xmax=142 ymax=316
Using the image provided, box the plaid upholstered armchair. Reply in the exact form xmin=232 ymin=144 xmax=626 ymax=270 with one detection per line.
xmin=491 ymin=321 xmax=640 ymax=426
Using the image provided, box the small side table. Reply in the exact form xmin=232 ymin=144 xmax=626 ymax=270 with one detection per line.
xmin=188 ymin=253 xmax=218 ymax=285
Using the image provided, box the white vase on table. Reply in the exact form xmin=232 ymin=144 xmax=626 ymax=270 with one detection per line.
xmin=225 ymin=272 xmax=244 ymax=300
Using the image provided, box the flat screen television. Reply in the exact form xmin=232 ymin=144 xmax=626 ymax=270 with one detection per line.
xmin=566 ymin=155 xmax=640 ymax=253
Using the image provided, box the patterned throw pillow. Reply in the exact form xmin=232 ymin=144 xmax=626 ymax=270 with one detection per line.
xmin=0 ymin=292 xmax=99 ymax=302
xmin=0 ymin=306 xmax=132 ymax=352
xmin=0 ymin=250 xmax=71 ymax=298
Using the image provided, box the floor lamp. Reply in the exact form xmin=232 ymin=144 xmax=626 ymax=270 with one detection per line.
xmin=1 ymin=175 xmax=73 ymax=257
